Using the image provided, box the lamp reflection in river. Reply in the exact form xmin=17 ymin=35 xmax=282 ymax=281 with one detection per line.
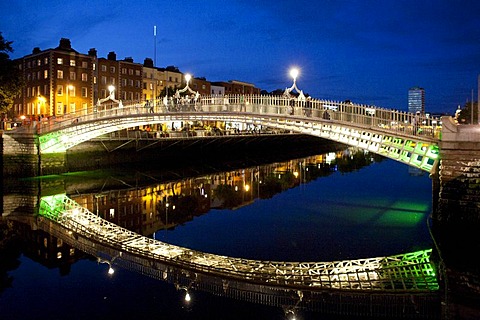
xmin=97 ymin=257 xmax=115 ymax=276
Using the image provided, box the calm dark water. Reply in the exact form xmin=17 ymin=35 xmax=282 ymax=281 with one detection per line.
xmin=0 ymin=147 xmax=434 ymax=320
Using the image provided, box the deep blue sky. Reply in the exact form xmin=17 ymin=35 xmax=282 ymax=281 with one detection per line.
xmin=2 ymin=0 xmax=480 ymax=114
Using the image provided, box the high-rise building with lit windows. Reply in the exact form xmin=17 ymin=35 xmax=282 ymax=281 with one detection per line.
xmin=408 ymin=87 xmax=425 ymax=114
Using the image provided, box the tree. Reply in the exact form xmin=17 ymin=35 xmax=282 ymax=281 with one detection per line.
xmin=0 ymin=33 xmax=22 ymax=117
xmin=456 ymin=101 xmax=478 ymax=124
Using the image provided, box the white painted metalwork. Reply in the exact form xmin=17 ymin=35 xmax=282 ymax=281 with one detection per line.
xmin=39 ymin=194 xmax=438 ymax=293
xmin=32 ymin=95 xmax=441 ymax=172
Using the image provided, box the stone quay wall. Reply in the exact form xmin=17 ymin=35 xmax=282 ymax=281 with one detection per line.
xmin=437 ymin=116 xmax=480 ymax=226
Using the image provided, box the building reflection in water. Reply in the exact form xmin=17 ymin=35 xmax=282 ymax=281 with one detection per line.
xmin=68 ymin=147 xmax=380 ymax=239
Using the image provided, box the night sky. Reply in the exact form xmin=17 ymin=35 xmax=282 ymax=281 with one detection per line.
xmin=1 ymin=0 xmax=480 ymax=114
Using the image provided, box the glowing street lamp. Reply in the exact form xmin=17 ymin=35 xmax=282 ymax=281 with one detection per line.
xmin=108 ymin=85 xmax=116 ymax=99
xmin=290 ymin=68 xmax=299 ymax=85
xmin=185 ymin=73 xmax=192 ymax=87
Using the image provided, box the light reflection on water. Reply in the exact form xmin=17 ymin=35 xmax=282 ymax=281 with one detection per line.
xmin=0 ymin=146 xmax=435 ymax=320
xmin=154 ymin=156 xmax=433 ymax=262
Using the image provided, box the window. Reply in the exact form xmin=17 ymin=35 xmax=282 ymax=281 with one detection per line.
xmin=136 ymin=80 xmax=141 ymax=88
xmin=57 ymin=70 xmax=63 ymax=79
xmin=57 ymin=102 xmax=62 ymax=115
xmin=82 ymin=61 xmax=88 ymax=68
xmin=44 ymin=70 xmax=48 ymax=79
xmin=101 ymin=65 xmax=107 ymax=72
xmin=101 ymin=76 xmax=107 ymax=85
xmin=81 ymin=73 xmax=87 ymax=81
xmin=57 ymin=58 xmax=63 ymax=65
xmin=135 ymin=70 xmax=141 ymax=76
xmin=93 ymin=63 xmax=96 ymax=71
xmin=128 ymin=69 xmax=133 ymax=75
xmin=82 ymin=87 xmax=87 ymax=97
xmin=44 ymin=57 xmax=48 ymax=64
xmin=69 ymin=71 xmax=76 ymax=80
xmin=121 ymin=68 xmax=127 ymax=74
xmin=37 ymin=59 xmax=41 ymax=66
xmin=57 ymin=85 xmax=63 ymax=96
xmin=70 ymin=60 xmax=75 ymax=67
xmin=101 ymin=89 xmax=106 ymax=98
xmin=110 ymin=66 xmax=115 ymax=73
xmin=110 ymin=77 xmax=115 ymax=85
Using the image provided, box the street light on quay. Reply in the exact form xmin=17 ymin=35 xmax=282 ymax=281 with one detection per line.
xmin=108 ymin=85 xmax=116 ymax=99
xmin=290 ymin=68 xmax=299 ymax=86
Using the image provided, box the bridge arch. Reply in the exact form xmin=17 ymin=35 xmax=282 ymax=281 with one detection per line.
xmin=27 ymin=95 xmax=440 ymax=173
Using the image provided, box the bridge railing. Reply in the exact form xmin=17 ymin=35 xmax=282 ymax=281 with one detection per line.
xmin=24 ymin=94 xmax=440 ymax=139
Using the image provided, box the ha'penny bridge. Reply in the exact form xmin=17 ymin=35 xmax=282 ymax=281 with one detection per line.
xmin=37 ymin=193 xmax=440 ymax=317
xmin=6 ymin=90 xmax=480 ymax=317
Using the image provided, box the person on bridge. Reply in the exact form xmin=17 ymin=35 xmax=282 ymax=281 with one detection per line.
xmin=412 ymin=111 xmax=420 ymax=135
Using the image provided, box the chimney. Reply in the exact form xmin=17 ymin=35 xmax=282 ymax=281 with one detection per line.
xmin=32 ymin=47 xmax=41 ymax=54
xmin=88 ymin=48 xmax=97 ymax=57
xmin=58 ymin=38 xmax=72 ymax=50
xmin=107 ymin=51 xmax=117 ymax=61
xmin=144 ymin=58 xmax=154 ymax=68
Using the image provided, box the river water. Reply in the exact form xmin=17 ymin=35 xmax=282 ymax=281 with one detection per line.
xmin=0 ymin=142 xmax=436 ymax=320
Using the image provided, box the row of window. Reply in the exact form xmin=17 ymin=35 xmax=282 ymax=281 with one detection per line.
xmin=100 ymin=64 xmax=141 ymax=76
xmin=26 ymin=70 xmax=89 ymax=81
xmin=24 ymin=85 xmax=89 ymax=98
xmin=22 ymin=58 xmax=90 ymax=69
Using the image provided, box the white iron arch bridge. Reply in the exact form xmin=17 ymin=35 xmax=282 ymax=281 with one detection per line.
xmin=32 ymin=95 xmax=441 ymax=173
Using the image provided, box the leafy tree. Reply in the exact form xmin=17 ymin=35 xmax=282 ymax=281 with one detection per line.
xmin=0 ymin=33 xmax=22 ymax=116
xmin=456 ymin=101 xmax=478 ymax=124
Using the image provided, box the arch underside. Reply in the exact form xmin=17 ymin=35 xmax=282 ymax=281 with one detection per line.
xmin=38 ymin=112 xmax=439 ymax=173
xmin=39 ymin=194 xmax=438 ymax=293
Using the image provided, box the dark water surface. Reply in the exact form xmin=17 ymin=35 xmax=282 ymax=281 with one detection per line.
xmin=0 ymin=146 xmax=434 ymax=320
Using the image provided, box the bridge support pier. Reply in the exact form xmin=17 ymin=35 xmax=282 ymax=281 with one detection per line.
xmin=1 ymin=132 xmax=66 ymax=177
xmin=434 ymin=116 xmax=480 ymax=319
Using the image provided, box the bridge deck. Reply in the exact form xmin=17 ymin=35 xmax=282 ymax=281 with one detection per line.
xmin=38 ymin=194 xmax=439 ymax=293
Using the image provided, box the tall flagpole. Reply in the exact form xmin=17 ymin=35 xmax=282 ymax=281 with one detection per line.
xmin=154 ymin=25 xmax=157 ymax=67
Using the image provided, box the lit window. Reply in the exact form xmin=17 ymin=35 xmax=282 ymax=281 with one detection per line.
xmin=57 ymin=252 xmax=62 ymax=259
xmin=57 ymin=70 xmax=63 ymax=79
xmin=57 ymin=58 xmax=63 ymax=65
xmin=82 ymin=73 xmax=87 ymax=81
xmin=70 ymin=60 xmax=75 ymax=67
xmin=44 ymin=70 xmax=48 ymax=79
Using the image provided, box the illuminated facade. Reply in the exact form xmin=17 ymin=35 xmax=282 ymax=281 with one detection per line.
xmin=11 ymin=38 xmax=261 ymax=120
xmin=408 ymin=86 xmax=425 ymax=114
xmin=13 ymin=38 xmax=95 ymax=118
xmin=97 ymin=52 xmax=143 ymax=103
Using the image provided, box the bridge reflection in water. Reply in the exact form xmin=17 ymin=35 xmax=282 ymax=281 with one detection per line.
xmin=37 ymin=192 xmax=439 ymax=318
